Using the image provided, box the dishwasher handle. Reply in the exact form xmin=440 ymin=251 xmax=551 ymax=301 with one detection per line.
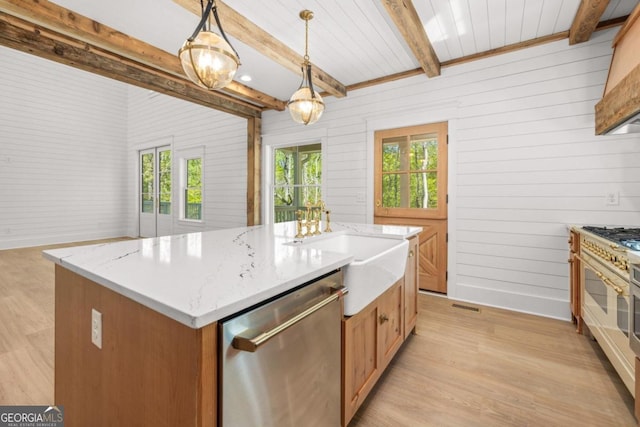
xmin=232 ymin=286 xmax=348 ymax=353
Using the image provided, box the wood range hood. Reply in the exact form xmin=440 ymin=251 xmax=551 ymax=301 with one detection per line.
xmin=595 ymin=4 xmax=640 ymax=135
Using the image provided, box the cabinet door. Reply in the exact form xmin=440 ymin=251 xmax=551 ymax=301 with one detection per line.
xmin=404 ymin=236 xmax=418 ymax=339
xmin=342 ymin=304 xmax=379 ymax=426
xmin=378 ymin=280 xmax=404 ymax=369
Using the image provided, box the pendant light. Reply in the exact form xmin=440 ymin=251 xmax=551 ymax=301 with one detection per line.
xmin=288 ymin=10 xmax=325 ymax=126
xmin=179 ymin=0 xmax=240 ymax=90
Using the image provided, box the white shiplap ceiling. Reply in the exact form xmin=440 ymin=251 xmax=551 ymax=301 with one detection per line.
xmin=48 ymin=0 xmax=638 ymax=102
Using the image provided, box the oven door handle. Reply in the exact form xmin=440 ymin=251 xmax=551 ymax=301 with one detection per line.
xmin=574 ymin=254 xmax=625 ymax=296
xmin=232 ymin=286 xmax=348 ymax=353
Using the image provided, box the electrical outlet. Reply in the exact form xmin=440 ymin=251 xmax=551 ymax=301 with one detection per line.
xmin=91 ymin=308 xmax=102 ymax=349
xmin=606 ymin=192 xmax=620 ymax=206
xmin=355 ymin=192 xmax=366 ymax=204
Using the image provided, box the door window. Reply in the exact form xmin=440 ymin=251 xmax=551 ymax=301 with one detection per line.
xmin=141 ymin=152 xmax=155 ymax=214
xmin=375 ymin=122 xmax=447 ymax=219
xmin=158 ymin=149 xmax=172 ymax=215
xmin=139 ymin=146 xmax=172 ymax=237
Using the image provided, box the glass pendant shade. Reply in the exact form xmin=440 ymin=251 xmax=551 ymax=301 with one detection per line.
xmin=288 ymin=86 xmax=324 ymax=125
xmin=179 ymin=31 xmax=239 ymax=90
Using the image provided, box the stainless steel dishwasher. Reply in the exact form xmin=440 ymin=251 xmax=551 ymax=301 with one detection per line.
xmin=219 ymin=270 xmax=346 ymax=427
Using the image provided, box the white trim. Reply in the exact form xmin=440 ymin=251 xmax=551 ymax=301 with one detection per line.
xmin=454 ymin=282 xmax=571 ymax=321
xmin=130 ymin=136 xmax=174 ymax=151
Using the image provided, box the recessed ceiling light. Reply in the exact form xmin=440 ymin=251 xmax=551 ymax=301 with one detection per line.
xmin=239 ymin=74 xmax=252 ymax=82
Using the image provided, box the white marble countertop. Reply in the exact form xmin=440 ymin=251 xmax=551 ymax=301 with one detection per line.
xmin=44 ymin=221 xmax=421 ymax=328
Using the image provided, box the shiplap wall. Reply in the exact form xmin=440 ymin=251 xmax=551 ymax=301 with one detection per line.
xmin=126 ymin=87 xmax=247 ymax=236
xmin=0 ymin=46 xmax=128 ymax=250
xmin=262 ymin=28 xmax=640 ymax=320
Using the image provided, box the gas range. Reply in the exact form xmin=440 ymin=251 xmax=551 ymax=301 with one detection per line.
xmin=582 ymin=226 xmax=640 ymax=251
xmin=579 ymin=226 xmax=639 ymax=277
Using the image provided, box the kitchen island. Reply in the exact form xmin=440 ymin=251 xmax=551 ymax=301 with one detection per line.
xmin=44 ymin=221 xmax=420 ymax=427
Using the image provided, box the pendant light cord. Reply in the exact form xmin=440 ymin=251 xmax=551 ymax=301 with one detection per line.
xmin=303 ymin=13 xmax=316 ymax=99
xmin=189 ymin=0 xmax=214 ymax=41
xmin=212 ymin=2 xmax=241 ymax=62
xmin=187 ymin=0 xmax=241 ymax=63
xmin=304 ymin=15 xmax=310 ymax=63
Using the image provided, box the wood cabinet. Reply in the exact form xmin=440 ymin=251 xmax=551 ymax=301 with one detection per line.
xmin=342 ymin=279 xmax=404 ymax=426
xmin=55 ymin=265 xmax=217 ymax=427
xmin=404 ymin=235 xmax=419 ymax=338
xmin=342 ymin=234 xmax=420 ymax=426
xmin=568 ymin=229 xmax=582 ymax=333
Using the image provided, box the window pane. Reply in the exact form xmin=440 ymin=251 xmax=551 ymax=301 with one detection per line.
xmin=187 ymin=158 xmax=202 ymax=188
xmin=159 ymin=150 xmax=171 ymax=215
xmin=382 ymin=174 xmax=401 ymax=207
xmin=409 ymin=136 xmax=437 ymax=171
xmin=301 ymin=152 xmax=321 ymax=186
xmin=185 ymin=156 xmax=202 ymax=220
xmin=274 ymin=185 xmax=294 ymax=207
xmin=272 ymin=143 xmax=322 ymax=223
xmin=274 ymin=149 xmax=295 ymax=186
xmin=141 ymin=153 xmax=154 ymax=213
xmin=382 ymin=137 xmax=405 ymax=172
xmin=141 ymin=192 xmax=154 ymax=213
xmin=185 ymin=189 xmax=202 ymax=220
xmin=301 ymin=186 xmax=322 ymax=206
xmin=410 ymin=172 xmax=437 ymax=208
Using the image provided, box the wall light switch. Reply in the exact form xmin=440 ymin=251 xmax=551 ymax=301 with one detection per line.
xmin=606 ymin=192 xmax=620 ymax=206
xmin=91 ymin=308 xmax=102 ymax=349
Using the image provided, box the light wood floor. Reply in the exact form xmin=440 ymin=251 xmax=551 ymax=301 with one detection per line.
xmin=350 ymin=295 xmax=636 ymax=427
xmin=0 ymin=241 xmax=636 ymax=426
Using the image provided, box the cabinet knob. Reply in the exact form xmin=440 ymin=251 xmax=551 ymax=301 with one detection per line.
xmin=379 ymin=314 xmax=389 ymax=324
xmin=375 ymin=200 xmax=381 ymax=207
xmin=409 ymin=250 xmax=414 ymax=258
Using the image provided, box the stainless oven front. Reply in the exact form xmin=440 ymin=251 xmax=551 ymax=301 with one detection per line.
xmin=629 ymin=263 xmax=640 ymax=356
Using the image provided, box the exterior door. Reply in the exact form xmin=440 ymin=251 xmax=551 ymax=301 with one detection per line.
xmin=374 ymin=122 xmax=448 ymax=293
xmin=139 ymin=146 xmax=172 ymax=237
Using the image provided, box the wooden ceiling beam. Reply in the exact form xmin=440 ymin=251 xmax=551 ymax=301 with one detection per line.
xmin=173 ymin=0 xmax=347 ymax=98
xmin=380 ymin=0 xmax=440 ymax=78
xmin=569 ymin=0 xmax=611 ymax=45
xmin=0 ymin=0 xmax=286 ymax=111
xmin=342 ymin=16 xmax=627 ymax=95
xmin=0 ymin=12 xmax=261 ymax=118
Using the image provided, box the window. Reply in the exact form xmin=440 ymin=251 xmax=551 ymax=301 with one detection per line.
xmin=381 ymin=133 xmax=438 ymax=209
xmin=374 ymin=122 xmax=448 ymax=219
xmin=184 ymin=157 xmax=202 ymax=220
xmin=179 ymin=147 xmax=204 ymax=222
xmin=273 ymin=143 xmax=321 ymax=223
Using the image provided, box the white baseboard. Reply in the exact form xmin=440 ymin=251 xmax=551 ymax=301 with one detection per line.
xmin=0 ymin=229 xmax=129 ymax=250
xmin=453 ymin=282 xmax=571 ymax=321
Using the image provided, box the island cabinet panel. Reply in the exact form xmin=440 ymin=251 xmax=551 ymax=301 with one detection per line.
xmin=343 ymin=303 xmax=379 ymax=426
xmin=342 ymin=279 xmax=404 ymax=426
xmin=404 ymin=236 xmax=419 ymax=339
xmin=54 ymin=265 xmax=217 ymax=427
xmin=378 ymin=279 xmax=404 ymax=368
